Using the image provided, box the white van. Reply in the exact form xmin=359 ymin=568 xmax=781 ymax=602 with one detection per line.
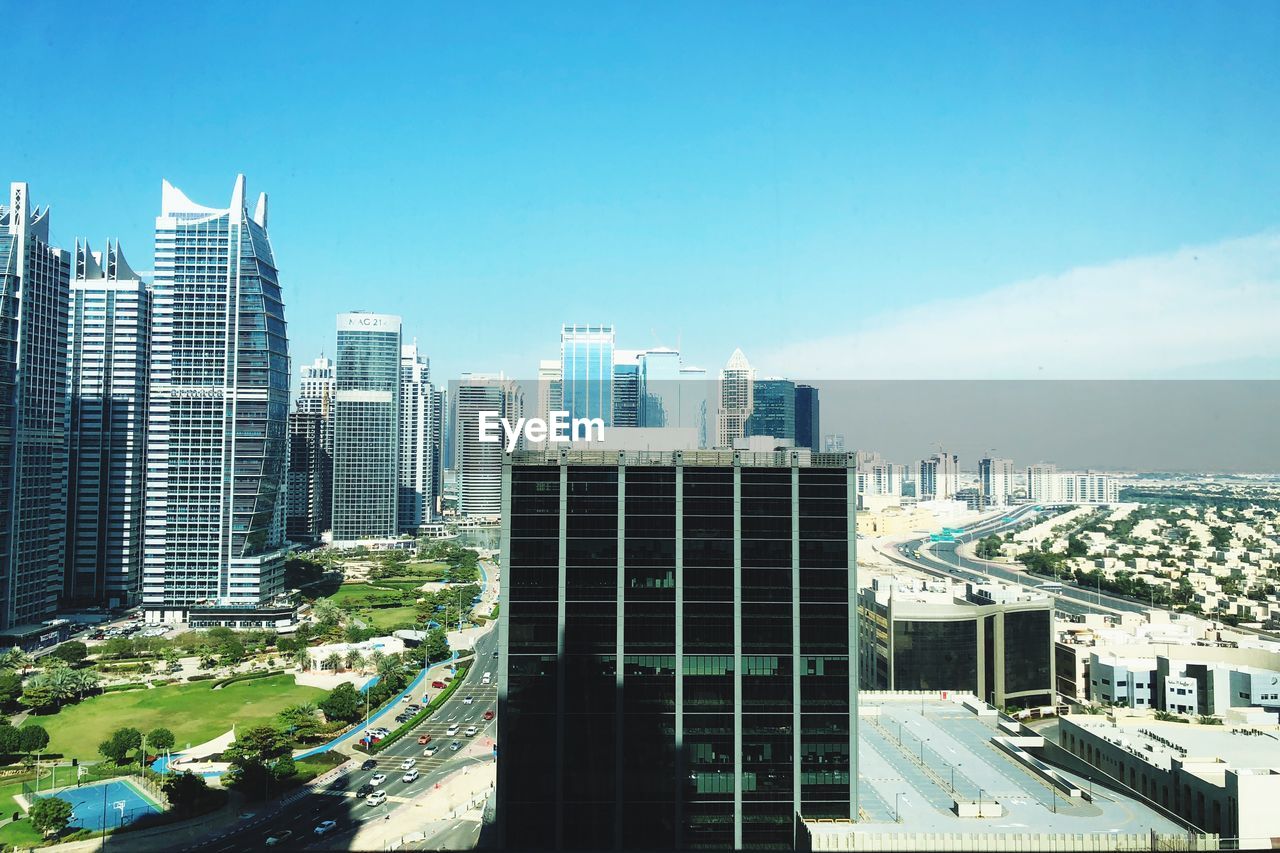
xmin=482 ymin=671 xmax=492 ymax=685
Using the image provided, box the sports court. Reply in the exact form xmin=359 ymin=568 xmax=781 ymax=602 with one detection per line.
xmin=47 ymin=779 xmax=163 ymax=832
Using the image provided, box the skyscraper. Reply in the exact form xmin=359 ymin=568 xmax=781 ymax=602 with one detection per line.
xmin=331 ymin=312 xmax=401 ymax=541
xmin=286 ymin=409 xmax=327 ymax=542
xmin=297 ymin=354 xmax=335 ymax=414
xmin=745 ymin=378 xmax=796 ymax=442
xmin=65 ymin=239 xmax=149 ymax=609
xmin=0 ymin=183 xmax=70 ymax=630
xmin=978 ymin=456 xmax=1015 ymax=508
xmin=1026 ymin=462 xmax=1060 ymax=503
xmin=143 ymin=176 xmax=290 ymax=624
xmin=454 ymin=374 xmax=522 ymax=518
xmin=536 ymin=359 xmax=562 ymax=423
xmin=498 ymin=449 xmax=859 ymax=849
xmin=561 ymin=324 xmax=614 ymax=425
xmin=794 ymin=384 xmax=820 ymax=451
xmin=612 ymin=349 xmax=640 ymax=427
xmin=398 ymin=342 xmax=436 ymax=532
xmin=716 ymin=348 xmax=753 ymax=448
xmin=917 ymin=450 xmax=959 ymax=502
xmin=430 ymin=386 xmax=445 ymax=516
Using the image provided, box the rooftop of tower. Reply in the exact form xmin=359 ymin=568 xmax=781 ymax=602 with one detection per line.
xmin=508 ymin=448 xmax=854 ymax=467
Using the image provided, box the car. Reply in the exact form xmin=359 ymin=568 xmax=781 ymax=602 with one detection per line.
xmin=402 ymin=769 xmax=420 ymax=783
xmin=399 ymin=757 xmax=416 ymax=770
xmin=401 ymin=695 xmax=411 ymax=703
xmin=366 ymin=789 xmax=387 ymax=806
xmin=264 ymin=830 xmax=293 ymax=846
xmin=407 ymin=704 xmax=420 ymax=712
xmin=370 ymin=773 xmax=387 ymax=786
xmin=360 ymin=759 xmax=377 ymax=771
xmin=491 ymin=650 xmax=499 ymax=658
xmin=465 ymin=726 xmax=478 ymax=737
xmin=357 ymin=783 xmax=374 ymax=797
xmin=418 ymin=734 xmax=432 ymax=745
xmin=450 ymin=739 xmax=462 ymax=751
xmin=483 ymin=710 xmax=495 ymax=721
xmin=482 ymin=671 xmax=492 ymax=680
xmin=423 ymin=745 xmax=437 ymax=757
xmin=313 ymin=820 xmax=338 ymax=836
xmin=431 ymin=680 xmax=446 ymax=689
xmin=464 ymin=696 xmax=474 ymax=705
xmin=447 ymin=724 xmax=459 ymax=736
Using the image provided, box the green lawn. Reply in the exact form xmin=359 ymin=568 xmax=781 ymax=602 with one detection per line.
xmin=361 ymin=606 xmax=420 ymax=630
xmin=33 ymin=675 xmax=325 ymax=761
xmin=0 ymin=816 xmax=43 ymax=848
xmin=327 ymin=583 xmax=402 ymax=604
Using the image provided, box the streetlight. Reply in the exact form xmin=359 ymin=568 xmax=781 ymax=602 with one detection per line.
xmin=895 ymin=792 xmax=906 ymax=823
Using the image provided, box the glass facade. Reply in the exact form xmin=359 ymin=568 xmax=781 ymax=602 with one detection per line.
xmin=794 ymin=384 xmax=819 ymax=451
xmin=891 ymin=619 xmax=978 ymax=693
xmin=1003 ymin=609 xmax=1052 ymax=706
xmin=561 ymin=324 xmax=614 ymax=426
xmin=500 ymin=451 xmax=857 ymax=850
xmin=745 ymin=379 xmax=796 ymax=442
xmin=332 ymin=312 xmax=401 ymax=540
xmin=143 ymin=177 xmax=290 ymax=619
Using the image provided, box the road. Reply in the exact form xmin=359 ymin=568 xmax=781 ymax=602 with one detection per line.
xmin=186 ymin=626 xmax=500 ymax=852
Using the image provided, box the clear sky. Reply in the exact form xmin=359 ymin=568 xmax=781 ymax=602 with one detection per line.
xmin=6 ymin=2 xmax=1280 ymax=382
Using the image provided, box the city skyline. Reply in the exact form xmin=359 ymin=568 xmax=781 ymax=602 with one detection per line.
xmin=6 ymin=3 xmax=1280 ymax=383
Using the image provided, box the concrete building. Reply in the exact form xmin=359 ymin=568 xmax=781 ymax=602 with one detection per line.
xmin=535 ymin=358 xmax=562 ymax=423
xmin=398 ymin=342 xmax=436 ymax=532
xmin=142 ymin=176 xmax=290 ymax=623
xmin=64 ymin=240 xmax=149 ymax=610
xmin=858 ymin=576 xmax=1055 ymax=708
xmin=331 ymin=312 xmax=401 ymax=541
xmin=561 ymin=324 xmax=614 ymax=426
xmin=454 ymin=374 xmax=521 ymax=518
xmin=1061 ymin=471 xmax=1121 ymax=505
xmin=917 ymin=450 xmax=959 ymax=502
xmin=1061 ymin=714 xmax=1280 ymax=843
xmin=978 ymin=456 xmax=1015 ymax=508
xmin=716 ymin=348 xmax=753 ymax=448
xmin=1027 ymin=463 xmax=1060 ymax=503
xmin=499 ymin=449 xmax=858 ymax=850
xmin=297 ymin=354 xmax=334 ymax=413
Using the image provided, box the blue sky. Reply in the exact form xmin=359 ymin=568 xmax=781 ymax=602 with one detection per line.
xmin=6 ymin=2 xmax=1280 ymax=381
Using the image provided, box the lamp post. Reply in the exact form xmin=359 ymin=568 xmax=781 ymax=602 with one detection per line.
xmin=894 ymin=792 xmax=903 ymax=823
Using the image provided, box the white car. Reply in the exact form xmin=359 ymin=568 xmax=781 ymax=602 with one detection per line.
xmin=313 ymin=820 xmax=338 ymax=836
xmin=402 ymin=769 xmax=420 ymax=783
xmin=423 ymin=745 xmax=437 ymax=757
xmin=400 ymin=757 xmax=416 ymax=770
xmin=447 ymin=724 xmax=459 ymax=736
xmin=463 ymin=696 xmax=474 ymax=705
xmin=365 ymin=789 xmax=387 ymax=806
xmin=464 ymin=725 xmax=478 ymax=737
xmin=370 ymin=773 xmax=387 ymax=786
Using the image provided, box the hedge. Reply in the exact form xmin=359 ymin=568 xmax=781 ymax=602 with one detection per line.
xmin=357 ymin=665 xmax=470 ymax=754
xmin=185 ymin=674 xmax=216 ymax=682
xmin=102 ymin=682 xmax=148 ymax=693
xmin=211 ymin=669 xmax=284 ymax=689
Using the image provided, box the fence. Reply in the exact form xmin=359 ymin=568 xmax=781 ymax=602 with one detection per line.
xmin=802 ymin=827 xmax=1221 ymax=852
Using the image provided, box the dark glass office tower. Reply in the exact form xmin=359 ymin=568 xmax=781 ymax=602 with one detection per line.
xmin=498 ymin=449 xmax=858 ymax=851
xmin=794 ymin=384 xmax=819 ymax=451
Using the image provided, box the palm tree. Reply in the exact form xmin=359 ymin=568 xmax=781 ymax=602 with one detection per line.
xmin=42 ymin=656 xmax=70 ymax=672
xmin=46 ymin=668 xmax=78 ymax=706
xmin=73 ymin=669 xmax=101 ymax=700
xmin=293 ymin=644 xmax=310 ymax=671
xmin=345 ymin=650 xmax=365 ymax=672
xmin=368 ymin=649 xmax=386 ymax=672
xmin=323 ymin=652 xmax=342 ymax=672
xmin=163 ymin=648 xmax=181 ymax=672
xmin=376 ymin=653 xmax=403 ymax=681
xmin=4 ymin=647 xmax=32 ymax=674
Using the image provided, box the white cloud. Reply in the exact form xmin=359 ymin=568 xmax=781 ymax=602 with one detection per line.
xmin=762 ymin=232 xmax=1280 ymax=379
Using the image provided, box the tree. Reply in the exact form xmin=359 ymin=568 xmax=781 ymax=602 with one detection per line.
xmin=20 ymin=680 xmax=57 ymax=714
xmin=45 ymin=667 xmax=79 ymax=706
xmin=149 ymin=727 xmax=176 ymax=753
xmin=323 ymin=652 xmax=342 ymax=672
xmin=0 ymin=670 xmax=22 ymax=707
xmin=344 ymin=649 xmax=365 ymax=672
xmin=319 ymin=682 xmax=361 ymax=724
xmin=276 ymin=705 xmax=323 ymax=742
xmin=101 ymin=637 xmax=134 ymax=659
xmin=292 ymin=644 xmax=310 ymax=671
xmin=0 ymin=723 xmax=20 ymax=756
xmin=49 ymin=641 xmax=88 ymax=665
xmin=312 ymin=599 xmax=341 ymax=633
xmin=19 ymin=725 xmax=49 ymax=755
xmin=224 ymin=725 xmax=296 ymax=799
xmin=3 ymin=646 xmax=33 ymax=673
xmin=424 ymin=627 xmax=449 ymax=663
xmin=30 ymin=796 xmax=73 ymax=838
xmin=975 ymin=535 xmax=1003 ymax=560
xmin=163 ymin=647 xmax=182 ymax=672
xmin=198 ymin=651 xmax=218 ymax=670
xmin=161 ymin=771 xmax=211 ymax=813
xmin=219 ymin=638 xmax=246 ymax=666
xmin=99 ymin=727 xmax=142 ymax=765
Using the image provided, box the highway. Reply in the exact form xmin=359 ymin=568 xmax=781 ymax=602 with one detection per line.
xmin=186 ymin=626 xmax=500 ymax=852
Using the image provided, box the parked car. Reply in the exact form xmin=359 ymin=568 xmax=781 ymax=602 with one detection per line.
xmin=313 ymin=820 xmax=338 ymax=836
xmin=483 ymin=710 xmax=495 ymax=721
xmin=402 ymin=769 xmax=420 ymax=783
xmin=418 ymin=734 xmax=432 ymax=745
xmin=366 ymin=789 xmax=387 ymax=806
xmin=431 ymin=680 xmax=446 ymax=689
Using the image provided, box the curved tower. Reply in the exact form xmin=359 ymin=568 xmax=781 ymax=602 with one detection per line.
xmin=143 ymin=176 xmax=291 ymax=624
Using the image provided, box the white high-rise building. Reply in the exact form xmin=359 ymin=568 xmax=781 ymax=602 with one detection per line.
xmin=65 ymin=239 xmax=149 ymax=609
xmin=298 ymin=354 xmax=335 ymax=414
xmin=1060 ymin=471 xmax=1120 ymax=505
xmin=143 ymin=176 xmax=290 ymax=623
xmin=536 ymin=359 xmax=562 ymax=423
xmin=331 ymin=312 xmax=401 ymax=541
xmin=0 ymin=183 xmax=70 ymax=630
xmin=917 ymin=450 xmax=959 ymax=501
xmin=978 ymin=456 xmax=1015 ymax=508
xmin=1026 ymin=463 xmax=1060 ymax=503
xmin=455 ymin=373 xmax=522 ymax=518
xmin=398 ymin=342 xmax=436 ymax=532
xmin=561 ymin=324 xmax=614 ymax=425
xmin=716 ymin=348 xmax=753 ymax=448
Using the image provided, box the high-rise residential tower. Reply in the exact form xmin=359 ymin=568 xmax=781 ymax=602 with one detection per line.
xmin=398 ymin=342 xmax=436 ymax=532
xmin=536 ymin=359 xmax=562 ymax=423
xmin=978 ymin=456 xmax=1015 ymax=508
xmin=612 ymin=349 xmax=640 ymax=427
xmin=917 ymin=450 xmax=959 ymax=502
xmin=286 ymin=409 xmax=327 ymax=543
xmin=498 ymin=449 xmax=859 ymax=849
xmin=143 ymin=176 xmax=290 ymax=624
xmin=716 ymin=348 xmax=753 ymax=448
xmin=0 ymin=183 xmax=71 ymax=630
xmin=296 ymin=353 xmax=335 ymax=533
xmin=1026 ymin=462 xmax=1060 ymax=503
xmin=454 ymin=373 xmax=522 ymax=518
xmin=331 ymin=312 xmax=401 ymax=541
xmin=561 ymin=324 xmax=614 ymax=425
xmin=65 ymin=239 xmax=150 ymax=609
xmin=297 ymin=354 xmax=335 ymax=414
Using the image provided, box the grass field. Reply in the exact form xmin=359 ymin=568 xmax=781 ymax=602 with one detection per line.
xmin=36 ymin=674 xmax=325 ymax=761
xmin=360 ymin=606 xmax=420 ymax=630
